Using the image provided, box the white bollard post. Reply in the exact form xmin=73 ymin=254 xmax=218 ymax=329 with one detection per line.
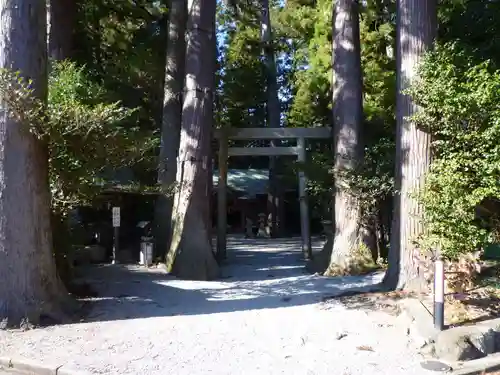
xmin=434 ymin=257 xmax=445 ymax=330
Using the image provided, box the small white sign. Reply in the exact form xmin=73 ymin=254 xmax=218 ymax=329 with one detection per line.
xmin=112 ymin=207 xmax=120 ymax=227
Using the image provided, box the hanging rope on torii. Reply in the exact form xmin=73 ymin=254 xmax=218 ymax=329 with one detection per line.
xmin=214 ymin=127 xmax=332 ymax=261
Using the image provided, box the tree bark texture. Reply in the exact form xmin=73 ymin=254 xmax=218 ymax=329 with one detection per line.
xmin=383 ymin=0 xmax=436 ymax=290
xmin=260 ymin=0 xmax=283 ymax=237
xmin=205 ymin=15 xmax=216 ymax=247
xmin=166 ymin=0 xmax=219 ymax=280
xmin=323 ymin=0 xmax=374 ymax=276
xmin=0 ymin=0 xmax=71 ymax=329
xmin=155 ymin=0 xmax=187 ymax=258
xmin=48 ymin=0 xmax=77 ymax=61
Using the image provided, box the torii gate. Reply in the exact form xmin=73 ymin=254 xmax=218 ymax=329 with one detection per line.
xmin=214 ymin=127 xmax=332 ymax=261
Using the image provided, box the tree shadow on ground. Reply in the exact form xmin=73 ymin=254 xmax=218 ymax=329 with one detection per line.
xmin=73 ymin=237 xmax=383 ymax=323
xmin=321 ymin=289 xmax=416 ymax=317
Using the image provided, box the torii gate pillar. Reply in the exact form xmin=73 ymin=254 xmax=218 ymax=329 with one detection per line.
xmin=297 ymin=137 xmax=312 ymax=259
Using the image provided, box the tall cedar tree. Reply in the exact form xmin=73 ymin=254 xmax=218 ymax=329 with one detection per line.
xmin=383 ymin=0 xmax=436 ymax=290
xmin=155 ymin=0 xmax=187 ymax=256
xmin=48 ymin=0 xmax=77 ymax=60
xmin=0 ymin=0 xmax=71 ymax=328
xmin=166 ymin=0 xmax=220 ymax=280
xmin=324 ymin=0 xmax=372 ymax=275
xmin=261 ymin=0 xmax=284 ymax=237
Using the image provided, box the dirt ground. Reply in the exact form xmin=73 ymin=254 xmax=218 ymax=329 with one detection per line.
xmin=437 ymin=288 xmax=500 ymax=327
xmin=326 ymin=269 xmax=500 ymax=328
xmin=324 ymin=290 xmax=413 ymax=315
xmin=0 ymin=238 xmax=434 ymax=375
xmin=439 ymin=263 xmax=500 ymax=327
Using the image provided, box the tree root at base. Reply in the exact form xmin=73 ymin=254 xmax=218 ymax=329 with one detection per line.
xmin=306 ymin=238 xmax=379 ymax=277
xmin=0 ymin=294 xmax=78 ymax=331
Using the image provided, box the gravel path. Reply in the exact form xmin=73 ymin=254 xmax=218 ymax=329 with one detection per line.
xmin=0 ymin=237 xmax=435 ymax=375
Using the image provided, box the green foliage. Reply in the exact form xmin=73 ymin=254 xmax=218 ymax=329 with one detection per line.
xmin=218 ymin=1 xmax=267 ymax=131
xmin=282 ymin=0 xmax=332 ymax=129
xmin=282 ymin=0 xmax=396 ymax=223
xmin=339 ymin=138 xmax=394 ymax=219
xmin=360 ymin=1 xmax=396 ymax=127
xmin=300 ymin=151 xmax=334 ymax=219
xmin=303 ymin=137 xmax=394 ymax=222
xmin=408 ymin=43 xmax=500 ymax=258
xmin=0 ymin=61 xmax=156 ymax=215
xmin=438 ymin=0 xmax=500 ymax=66
xmin=74 ymin=0 xmax=168 ymax=184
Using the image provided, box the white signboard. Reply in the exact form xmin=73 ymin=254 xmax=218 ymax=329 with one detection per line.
xmin=112 ymin=207 xmax=120 ymax=227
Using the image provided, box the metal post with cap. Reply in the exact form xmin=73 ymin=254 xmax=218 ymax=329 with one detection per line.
xmin=434 ymin=255 xmax=445 ymax=330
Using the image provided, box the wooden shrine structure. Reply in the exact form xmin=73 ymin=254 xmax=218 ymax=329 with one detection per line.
xmin=214 ymin=127 xmax=332 ymax=260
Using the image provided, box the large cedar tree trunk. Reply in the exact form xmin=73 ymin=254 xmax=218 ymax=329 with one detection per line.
xmin=261 ymin=0 xmax=284 ymax=237
xmin=383 ymin=0 xmax=436 ymax=290
xmin=165 ymin=0 xmax=219 ymax=280
xmin=48 ymin=0 xmax=77 ymax=60
xmin=155 ymin=0 xmax=187 ymax=257
xmin=0 ymin=0 xmax=71 ymax=329
xmin=321 ymin=0 xmax=373 ymax=276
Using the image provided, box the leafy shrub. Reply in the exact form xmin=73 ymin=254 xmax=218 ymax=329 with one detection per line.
xmin=301 ymin=150 xmax=334 ymax=220
xmin=0 ymin=61 xmax=157 ymax=215
xmin=408 ymin=42 xmax=500 ymax=259
xmin=304 ymin=137 xmax=394 ymax=224
xmin=337 ymin=137 xmax=394 ymax=220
